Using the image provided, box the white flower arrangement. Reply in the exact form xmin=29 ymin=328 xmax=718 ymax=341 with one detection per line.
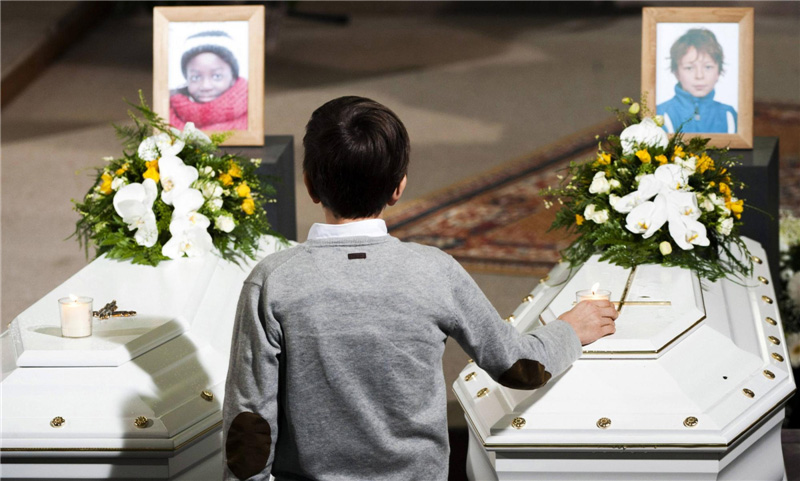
xmin=73 ymin=95 xmax=280 ymax=266
xmin=541 ymin=98 xmax=751 ymax=281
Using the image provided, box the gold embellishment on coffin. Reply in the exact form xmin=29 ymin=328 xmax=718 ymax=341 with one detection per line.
xmin=758 ymin=276 xmax=769 ymax=285
xmin=476 ymin=388 xmax=489 ymax=398
xmin=764 ymin=370 xmax=775 ymax=380
xmin=201 ymin=390 xmax=214 ymax=401
xmin=511 ymin=417 xmax=526 ymax=429
xmin=752 ymin=255 xmax=763 ymax=264
xmin=768 ymin=336 xmax=781 ymax=345
xmin=596 ymin=417 xmax=611 ymax=429
xmin=772 ymin=353 xmax=785 ymax=362
xmin=766 ymin=317 xmax=777 ymax=326
xmin=134 ymin=416 xmax=149 ymax=428
xmin=743 ymin=389 xmax=755 ymax=398
xmin=684 ymin=416 xmax=698 ymax=428
xmin=467 ymin=359 xmax=474 ymax=363
xmin=50 ymin=417 xmax=65 ymax=428
xmin=455 ymin=388 xmax=796 ymax=450
xmin=1 ymin=420 xmax=224 ymax=453
xmin=762 ymin=295 xmax=773 ymax=304
xmin=539 ymin=275 xmax=550 ymax=284
xmin=523 ymin=295 xmax=535 ymax=303
xmin=505 ymin=315 xmax=515 ymax=323
xmin=464 ymin=372 xmax=477 ymax=382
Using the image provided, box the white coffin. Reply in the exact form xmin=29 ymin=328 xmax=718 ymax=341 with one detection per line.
xmin=0 ymin=237 xmax=287 ymax=480
xmin=453 ymin=238 xmax=796 ymax=480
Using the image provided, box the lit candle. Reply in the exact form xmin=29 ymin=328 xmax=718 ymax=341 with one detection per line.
xmin=576 ymin=282 xmax=611 ymax=303
xmin=59 ymin=295 xmax=93 ymax=338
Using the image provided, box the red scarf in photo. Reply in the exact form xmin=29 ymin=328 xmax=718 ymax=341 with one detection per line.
xmin=170 ymin=77 xmax=249 ymax=131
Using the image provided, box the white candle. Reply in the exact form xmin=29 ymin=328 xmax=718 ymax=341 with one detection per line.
xmin=59 ymin=295 xmax=93 ymax=338
xmin=576 ymin=282 xmax=611 ymax=303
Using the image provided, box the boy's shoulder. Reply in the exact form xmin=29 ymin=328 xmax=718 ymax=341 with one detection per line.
xmin=244 ymin=243 xmax=307 ymax=286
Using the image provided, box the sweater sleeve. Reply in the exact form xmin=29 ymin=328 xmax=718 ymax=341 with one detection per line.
xmin=223 ymin=281 xmax=281 ymax=480
xmin=444 ymin=257 xmax=582 ymax=389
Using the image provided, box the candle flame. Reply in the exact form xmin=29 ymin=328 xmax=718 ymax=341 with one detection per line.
xmin=591 ymin=282 xmax=600 ymax=295
xmin=69 ymin=294 xmax=79 ymax=302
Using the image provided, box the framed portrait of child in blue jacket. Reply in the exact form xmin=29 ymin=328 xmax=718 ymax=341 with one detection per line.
xmin=153 ymin=6 xmax=265 ymax=146
xmin=641 ymin=7 xmax=753 ymax=149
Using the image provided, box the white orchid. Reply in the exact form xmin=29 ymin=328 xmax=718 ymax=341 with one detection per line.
xmin=654 ymin=164 xmax=689 ymax=192
xmin=174 ymin=122 xmax=212 ymax=147
xmin=665 ymin=191 xmax=701 ymax=220
xmin=137 ymin=132 xmax=185 ymax=161
xmin=589 ymin=171 xmax=611 ymax=195
xmin=668 ymin=212 xmax=710 ymax=250
xmin=171 ymin=188 xmax=210 ymax=230
xmin=162 ymin=225 xmax=214 ymax=259
xmin=625 ymin=195 xmax=668 ymax=238
xmin=159 ymin=155 xmax=199 ymax=205
xmin=613 ymin=175 xmax=660 ymax=214
xmin=113 ymin=178 xmax=159 ymax=247
xmin=583 ymin=204 xmax=609 ymax=224
xmin=620 ymin=117 xmax=669 ymax=155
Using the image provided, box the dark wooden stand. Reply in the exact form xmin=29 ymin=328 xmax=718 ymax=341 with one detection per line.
xmin=731 ymin=137 xmax=779 ymax=284
xmin=222 ymin=136 xmax=297 ymax=241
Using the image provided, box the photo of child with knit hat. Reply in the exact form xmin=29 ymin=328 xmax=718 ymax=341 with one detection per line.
xmin=168 ymin=23 xmax=249 ymax=131
xmin=655 ymin=23 xmax=739 ymax=135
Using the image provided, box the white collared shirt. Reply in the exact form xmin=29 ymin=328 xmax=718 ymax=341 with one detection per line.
xmin=307 ymin=218 xmax=389 ymax=240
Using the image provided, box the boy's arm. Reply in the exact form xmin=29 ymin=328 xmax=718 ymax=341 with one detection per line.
xmin=445 ymin=258 xmax=610 ymax=389
xmin=223 ymin=281 xmax=281 ymax=480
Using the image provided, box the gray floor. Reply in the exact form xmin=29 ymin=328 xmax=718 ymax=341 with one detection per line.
xmin=2 ymin=1 xmax=800 ymax=470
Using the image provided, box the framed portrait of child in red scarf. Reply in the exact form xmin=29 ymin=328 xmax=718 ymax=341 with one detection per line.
xmin=641 ymin=7 xmax=753 ymax=149
xmin=153 ymin=6 xmax=265 ymax=146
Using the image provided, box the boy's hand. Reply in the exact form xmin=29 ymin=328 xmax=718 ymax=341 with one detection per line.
xmin=559 ymin=300 xmax=618 ymax=345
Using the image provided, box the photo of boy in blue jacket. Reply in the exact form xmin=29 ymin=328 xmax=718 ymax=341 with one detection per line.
xmin=657 ymin=28 xmax=737 ymax=134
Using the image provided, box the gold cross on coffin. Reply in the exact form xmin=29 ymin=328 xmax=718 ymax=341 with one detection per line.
xmin=613 ymin=266 xmax=671 ymax=313
xmin=93 ymin=300 xmax=137 ymax=320
xmin=568 ymin=266 xmax=672 ymax=312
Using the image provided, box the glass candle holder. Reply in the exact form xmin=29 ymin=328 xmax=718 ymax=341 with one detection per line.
xmin=576 ymin=289 xmax=611 ymax=303
xmin=59 ymin=296 xmax=93 ymax=338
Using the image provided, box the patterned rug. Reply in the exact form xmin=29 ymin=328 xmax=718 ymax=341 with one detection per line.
xmin=386 ymin=102 xmax=800 ymax=276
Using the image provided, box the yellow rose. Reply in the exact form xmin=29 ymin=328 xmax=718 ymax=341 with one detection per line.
xmin=143 ymin=159 xmax=160 ymax=183
xmin=242 ymin=197 xmax=255 ymax=215
xmin=99 ymin=173 xmax=113 ymax=195
xmin=228 ymin=163 xmax=243 ymax=178
xmin=115 ymin=164 xmax=129 ymax=176
xmin=635 ymin=149 xmax=651 ymax=163
xmin=575 ymin=214 xmax=585 ymax=226
xmin=719 ymin=182 xmax=731 ymax=197
xmin=696 ymin=154 xmax=714 ymax=173
xmin=236 ymin=182 xmax=251 ymax=198
xmin=655 ymin=154 xmax=668 ymax=165
xmin=596 ymin=152 xmax=611 ymax=165
xmin=727 ymin=198 xmax=744 ymax=219
xmin=219 ymin=172 xmax=234 ymax=186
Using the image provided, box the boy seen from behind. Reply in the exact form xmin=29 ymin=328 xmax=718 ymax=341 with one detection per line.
xmin=223 ymin=96 xmax=618 ymax=480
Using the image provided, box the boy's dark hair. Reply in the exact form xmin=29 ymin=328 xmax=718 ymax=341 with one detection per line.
xmin=303 ymin=96 xmax=410 ymax=219
xmin=669 ymin=28 xmax=725 ymax=75
xmin=181 ymin=31 xmax=240 ymax=80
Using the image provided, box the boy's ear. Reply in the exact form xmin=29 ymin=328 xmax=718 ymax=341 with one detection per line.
xmin=387 ymin=175 xmax=407 ymax=207
xmin=303 ymin=172 xmax=321 ymax=204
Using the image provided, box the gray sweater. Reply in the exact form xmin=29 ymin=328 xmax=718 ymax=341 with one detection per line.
xmin=223 ymin=235 xmax=581 ymax=480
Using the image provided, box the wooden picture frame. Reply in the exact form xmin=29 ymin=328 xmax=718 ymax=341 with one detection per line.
xmin=642 ymin=7 xmax=753 ymax=149
xmin=153 ymin=5 xmax=265 ymax=146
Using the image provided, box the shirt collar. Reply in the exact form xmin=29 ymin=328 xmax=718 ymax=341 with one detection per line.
xmin=307 ymin=218 xmax=389 ymax=240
